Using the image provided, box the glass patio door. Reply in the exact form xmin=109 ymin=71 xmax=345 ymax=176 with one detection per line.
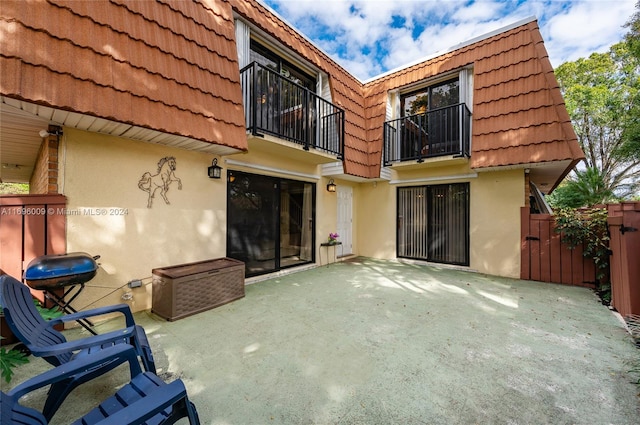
xmin=227 ymin=171 xmax=315 ymax=277
xmin=397 ymin=183 xmax=469 ymax=266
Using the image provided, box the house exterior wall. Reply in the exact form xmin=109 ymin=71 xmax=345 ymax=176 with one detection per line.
xmin=59 ymin=129 xmax=345 ymax=311
xmin=2 ymin=0 xmax=587 ymax=313
xmin=469 ymin=169 xmax=523 ymax=277
xmin=60 ymin=128 xmax=228 ymax=311
xmin=56 ymin=127 xmax=525 ymax=312
xmin=355 ymin=164 xmax=523 ymax=278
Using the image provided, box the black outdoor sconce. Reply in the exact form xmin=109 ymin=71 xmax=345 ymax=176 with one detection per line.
xmin=326 ymin=179 xmax=336 ymax=192
xmin=208 ymin=158 xmax=222 ymax=179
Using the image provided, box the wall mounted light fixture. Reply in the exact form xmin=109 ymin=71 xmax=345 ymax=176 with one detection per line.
xmin=326 ymin=179 xmax=336 ymax=192
xmin=39 ymin=126 xmax=63 ymax=138
xmin=208 ymin=158 xmax=222 ymax=179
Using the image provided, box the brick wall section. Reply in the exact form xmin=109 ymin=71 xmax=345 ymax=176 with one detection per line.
xmin=29 ymin=130 xmax=59 ymax=194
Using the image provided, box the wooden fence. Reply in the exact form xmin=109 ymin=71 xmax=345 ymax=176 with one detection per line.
xmin=0 ymin=194 xmax=67 ymax=345
xmin=0 ymin=194 xmax=67 ymax=281
xmin=607 ymin=202 xmax=640 ymax=318
xmin=520 ymin=207 xmax=597 ymax=288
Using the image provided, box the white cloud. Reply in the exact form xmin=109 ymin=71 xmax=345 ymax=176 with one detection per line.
xmin=452 ymin=1 xmax=506 ymax=22
xmin=263 ymin=0 xmax=637 ymax=79
xmin=542 ymin=0 xmax=636 ymax=66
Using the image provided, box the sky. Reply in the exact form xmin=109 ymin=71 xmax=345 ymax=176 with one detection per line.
xmin=262 ymin=0 xmax=637 ymax=81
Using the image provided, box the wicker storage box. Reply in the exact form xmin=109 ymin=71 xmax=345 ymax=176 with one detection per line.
xmin=152 ymin=258 xmax=245 ymax=321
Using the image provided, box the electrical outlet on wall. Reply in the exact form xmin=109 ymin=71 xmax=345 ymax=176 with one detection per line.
xmin=128 ymin=279 xmax=143 ymax=288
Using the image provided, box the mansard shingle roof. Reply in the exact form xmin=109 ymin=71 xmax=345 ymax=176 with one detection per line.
xmin=1 ymin=0 xmax=247 ymax=152
xmin=235 ymin=3 xmax=583 ymax=180
xmin=364 ymin=20 xmax=583 ymax=178
xmin=1 ymin=0 xmax=583 ymax=182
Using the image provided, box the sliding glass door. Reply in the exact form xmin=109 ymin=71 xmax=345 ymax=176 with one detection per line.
xmin=227 ymin=171 xmax=315 ymax=277
xmin=397 ymin=183 xmax=469 ymax=266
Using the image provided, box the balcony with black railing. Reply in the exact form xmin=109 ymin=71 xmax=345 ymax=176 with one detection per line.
xmin=240 ymin=62 xmax=345 ymax=159
xmin=383 ymin=103 xmax=471 ymax=165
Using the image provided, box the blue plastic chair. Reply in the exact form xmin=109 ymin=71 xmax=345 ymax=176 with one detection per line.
xmin=0 ymin=274 xmax=156 ymax=420
xmin=1 ymin=345 xmax=200 ymax=425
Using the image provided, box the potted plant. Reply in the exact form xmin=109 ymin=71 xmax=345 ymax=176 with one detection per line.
xmin=327 ymin=232 xmax=339 ymax=245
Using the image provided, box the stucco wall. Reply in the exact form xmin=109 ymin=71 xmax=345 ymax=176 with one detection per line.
xmin=356 ymin=181 xmax=397 ymax=259
xmin=60 ymin=128 xmax=227 ymax=312
xmin=355 ymin=163 xmax=524 ymax=278
xmin=469 ymin=169 xmax=524 ymax=278
xmin=59 ymin=128 xmax=524 ymax=313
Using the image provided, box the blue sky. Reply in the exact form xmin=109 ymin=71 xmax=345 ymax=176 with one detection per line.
xmin=262 ymin=0 xmax=637 ymax=81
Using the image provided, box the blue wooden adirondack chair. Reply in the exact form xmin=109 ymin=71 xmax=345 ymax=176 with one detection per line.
xmin=0 ymin=274 xmax=156 ymax=421
xmin=1 ymin=344 xmax=200 ymax=425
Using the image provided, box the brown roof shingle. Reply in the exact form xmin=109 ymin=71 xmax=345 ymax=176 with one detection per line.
xmin=0 ymin=0 xmax=247 ymax=151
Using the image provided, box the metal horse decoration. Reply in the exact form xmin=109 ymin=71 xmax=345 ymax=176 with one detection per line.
xmin=138 ymin=156 xmax=182 ymax=208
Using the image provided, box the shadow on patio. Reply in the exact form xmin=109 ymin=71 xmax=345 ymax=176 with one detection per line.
xmin=7 ymin=258 xmax=640 ymax=424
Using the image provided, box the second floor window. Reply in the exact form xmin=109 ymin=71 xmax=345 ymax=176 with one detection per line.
xmin=401 ymin=78 xmax=459 ymax=117
xmin=250 ymin=41 xmax=317 ymax=91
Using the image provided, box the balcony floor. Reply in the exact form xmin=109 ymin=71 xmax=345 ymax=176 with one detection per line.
xmin=8 ymin=258 xmax=639 ymax=424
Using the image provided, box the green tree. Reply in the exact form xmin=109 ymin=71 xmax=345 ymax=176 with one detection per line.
xmin=555 ymin=42 xmax=640 ymax=199
xmin=547 ymin=166 xmax=616 ymax=208
xmin=0 ymin=182 xmax=29 ymax=194
xmin=625 ymin=1 xmax=640 ymax=60
xmin=621 ymin=2 xmax=640 ymax=168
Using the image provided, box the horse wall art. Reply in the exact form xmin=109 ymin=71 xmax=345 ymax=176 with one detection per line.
xmin=138 ymin=156 xmax=182 ymax=208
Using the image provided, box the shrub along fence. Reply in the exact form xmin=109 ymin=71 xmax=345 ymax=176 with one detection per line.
xmin=520 ymin=207 xmax=598 ymax=288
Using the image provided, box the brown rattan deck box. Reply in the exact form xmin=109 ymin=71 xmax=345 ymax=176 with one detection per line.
xmin=151 ymin=257 xmax=245 ymax=321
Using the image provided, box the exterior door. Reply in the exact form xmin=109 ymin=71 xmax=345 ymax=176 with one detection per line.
xmin=337 ymin=185 xmax=353 ymax=255
xmin=227 ymin=171 xmax=316 ymax=277
xmin=397 ymin=183 xmax=469 ymax=266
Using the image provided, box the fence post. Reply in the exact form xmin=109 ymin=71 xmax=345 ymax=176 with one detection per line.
xmin=607 ymin=202 xmax=640 ymax=316
xmin=520 ymin=207 xmax=531 ymax=280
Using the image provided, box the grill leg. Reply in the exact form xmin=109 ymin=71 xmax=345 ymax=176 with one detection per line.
xmin=44 ymin=285 xmax=96 ymax=335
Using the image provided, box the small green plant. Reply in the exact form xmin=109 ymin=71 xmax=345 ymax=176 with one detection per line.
xmin=0 ymin=342 xmax=29 ymax=383
xmin=554 ymin=207 xmax=611 ymax=301
xmin=0 ymin=300 xmax=63 ymax=383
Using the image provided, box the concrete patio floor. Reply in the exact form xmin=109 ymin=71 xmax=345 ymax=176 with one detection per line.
xmin=7 ymin=258 xmax=640 ymax=424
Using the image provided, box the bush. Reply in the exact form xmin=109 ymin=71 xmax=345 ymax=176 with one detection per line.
xmin=554 ymin=207 xmax=611 ymax=301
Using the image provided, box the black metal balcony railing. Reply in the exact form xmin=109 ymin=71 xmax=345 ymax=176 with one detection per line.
xmin=383 ymin=103 xmax=471 ymax=165
xmin=240 ymin=62 xmax=345 ymax=158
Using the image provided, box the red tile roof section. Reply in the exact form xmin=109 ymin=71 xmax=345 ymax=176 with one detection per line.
xmin=0 ymin=0 xmax=247 ymax=151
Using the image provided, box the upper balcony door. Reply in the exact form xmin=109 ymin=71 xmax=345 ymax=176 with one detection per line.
xmin=249 ymin=41 xmax=318 ymax=144
xmin=383 ymin=70 xmax=472 ymax=165
xmin=250 ymin=41 xmax=317 ymax=91
xmin=399 ymin=78 xmax=460 ymax=159
xmin=401 ymin=78 xmax=459 ymax=115
xmin=240 ymin=41 xmax=345 ymax=158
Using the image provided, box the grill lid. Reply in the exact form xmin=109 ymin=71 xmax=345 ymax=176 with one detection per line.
xmin=24 ymin=252 xmax=99 ymax=281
